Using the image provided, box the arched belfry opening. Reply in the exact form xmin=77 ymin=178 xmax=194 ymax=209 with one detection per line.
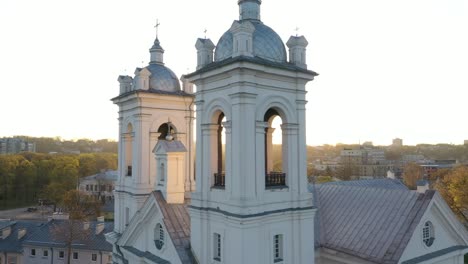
xmin=213 ymin=112 xmax=226 ymax=188
xmin=125 ymin=123 xmax=134 ymax=176
xmin=157 ymin=122 xmax=177 ymax=141
xmin=264 ymin=108 xmax=286 ymax=188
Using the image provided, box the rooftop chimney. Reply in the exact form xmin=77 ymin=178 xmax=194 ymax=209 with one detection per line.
xmin=95 ymin=223 xmax=105 ymax=235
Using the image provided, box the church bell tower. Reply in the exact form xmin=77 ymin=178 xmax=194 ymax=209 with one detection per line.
xmin=111 ymin=34 xmax=195 ymax=234
xmin=186 ymin=1 xmax=318 ymax=263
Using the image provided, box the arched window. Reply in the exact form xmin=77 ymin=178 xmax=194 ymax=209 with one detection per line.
xmin=423 ymin=221 xmax=435 ymax=247
xmin=157 ymin=122 xmax=177 ymax=141
xmin=213 ymin=113 xmax=226 ymax=188
xmin=264 ymin=109 xmax=286 ymax=188
xmin=155 ymin=223 xmax=165 ymax=250
xmin=125 ymin=123 xmax=133 ymax=176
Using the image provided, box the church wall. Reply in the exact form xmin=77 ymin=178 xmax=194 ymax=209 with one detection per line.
xmin=190 ymin=208 xmax=315 ymax=264
xmin=122 ymin=202 xmax=183 ymax=264
xmin=399 ymin=198 xmax=467 ymax=263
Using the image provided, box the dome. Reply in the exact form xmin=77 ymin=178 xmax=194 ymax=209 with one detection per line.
xmin=146 ymin=63 xmax=181 ymax=92
xmin=214 ymin=21 xmax=287 ymax=63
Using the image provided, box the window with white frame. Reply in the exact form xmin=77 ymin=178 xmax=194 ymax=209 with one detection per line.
xmin=213 ymin=233 xmax=221 ymax=261
xmin=43 ymin=249 xmax=48 ymax=257
xmin=73 ymin=252 xmax=78 ymax=260
xmin=59 ymin=251 xmax=64 ymax=259
xmin=92 ymin=253 xmax=97 ymax=261
xmin=30 ymin=248 xmax=36 ymax=256
xmin=423 ymin=221 xmax=435 ymax=247
xmin=273 ymin=234 xmax=283 ymax=262
xmin=155 ymin=223 xmax=165 ymax=250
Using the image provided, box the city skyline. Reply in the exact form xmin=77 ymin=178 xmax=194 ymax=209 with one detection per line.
xmin=1 ymin=0 xmax=467 ymax=146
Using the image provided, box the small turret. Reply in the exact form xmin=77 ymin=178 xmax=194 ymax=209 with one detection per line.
xmin=238 ymin=0 xmax=261 ymax=21
xmin=195 ymin=38 xmax=215 ymax=70
xmin=118 ymin=75 xmax=133 ymax=94
xmin=287 ymin=35 xmax=309 ymax=69
xmin=180 ymin=75 xmax=194 ymax=93
xmin=150 ymin=38 xmax=164 ymax=65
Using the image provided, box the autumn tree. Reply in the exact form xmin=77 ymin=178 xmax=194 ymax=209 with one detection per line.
xmin=432 ymin=166 xmax=468 ymax=225
xmin=403 ymin=162 xmax=422 ymax=190
xmin=51 ymin=190 xmax=101 ymax=264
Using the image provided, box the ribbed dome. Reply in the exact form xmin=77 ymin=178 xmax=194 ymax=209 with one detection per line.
xmin=146 ymin=63 xmax=181 ymax=92
xmin=214 ymin=20 xmax=287 ymax=63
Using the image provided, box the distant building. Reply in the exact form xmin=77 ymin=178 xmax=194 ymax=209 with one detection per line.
xmin=0 ymin=138 xmax=36 ymax=155
xmin=79 ymin=170 xmax=117 ymax=203
xmin=402 ymin=154 xmax=426 ymax=163
xmin=464 ymin=140 xmax=468 ymax=146
xmin=392 ymin=138 xmax=403 ymax=147
xmin=0 ymin=218 xmax=113 ymax=264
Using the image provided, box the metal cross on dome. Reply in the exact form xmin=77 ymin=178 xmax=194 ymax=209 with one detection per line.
xmin=154 ymin=19 xmax=161 ymax=38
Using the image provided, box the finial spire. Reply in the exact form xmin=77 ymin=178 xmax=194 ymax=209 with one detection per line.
xmin=149 ymin=22 xmax=165 ymax=64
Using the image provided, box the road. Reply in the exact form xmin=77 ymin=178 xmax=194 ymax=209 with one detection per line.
xmin=0 ymin=206 xmax=54 ymax=221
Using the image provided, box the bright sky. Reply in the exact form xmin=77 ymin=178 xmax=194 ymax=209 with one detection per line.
xmin=1 ymin=0 xmax=467 ymax=146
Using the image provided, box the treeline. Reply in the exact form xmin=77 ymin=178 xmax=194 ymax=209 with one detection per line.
xmin=8 ymin=136 xmax=118 ymax=154
xmin=307 ymin=144 xmax=468 ymax=162
xmin=0 ymin=152 xmax=117 ymax=210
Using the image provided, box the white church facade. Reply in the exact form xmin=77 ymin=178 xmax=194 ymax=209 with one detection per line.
xmin=105 ymin=1 xmax=468 ymax=263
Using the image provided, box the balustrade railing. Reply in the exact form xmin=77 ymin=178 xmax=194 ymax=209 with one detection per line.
xmin=266 ymin=172 xmax=286 ymax=188
xmin=214 ymin=172 xmax=225 ymax=188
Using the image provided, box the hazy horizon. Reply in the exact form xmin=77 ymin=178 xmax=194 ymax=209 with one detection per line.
xmin=1 ymin=0 xmax=467 ymax=146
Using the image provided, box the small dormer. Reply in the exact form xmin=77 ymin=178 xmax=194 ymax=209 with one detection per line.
xmin=153 ymin=140 xmax=187 ymax=204
xmin=230 ymin=20 xmax=256 ymax=57
xmin=134 ymin=68 xmax=151 ymax=90
xmin=18 ymin=228 xmax=26 ymax=239
xmin=1 ymin=226 xmax=11 ymax=239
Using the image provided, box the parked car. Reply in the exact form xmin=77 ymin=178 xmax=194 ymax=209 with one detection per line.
xmin=26 ymin=207 xmax=37 ymax=212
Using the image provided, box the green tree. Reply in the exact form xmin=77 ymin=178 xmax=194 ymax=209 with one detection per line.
xmin=14 ymin=158 xmax=37 ymax=203
xmin=78 ymin=154 xmax=97 ymax=177
xmin=0 ymin=156 xmax=19 ymax=208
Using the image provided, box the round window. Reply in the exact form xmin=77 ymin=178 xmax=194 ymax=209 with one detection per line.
xmin=422 ymin=221 xmax=435 ymax=247
xmin=154 ymin=223 xmax=165 ymax=250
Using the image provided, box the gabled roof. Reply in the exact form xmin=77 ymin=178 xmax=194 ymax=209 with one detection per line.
xmin=153 ymin=192 xmax=192 ymax=263
xmin=80 ymin=170 xmax=117 ymax=182
xmin=23 ymin=220 xmax=113 ymax=252
xmin=312 ymin=179 xmax=435 ymax=263
xmin=0 ymin=220 xmax=45 ymax=253
xmin=153 ymin=140 xmax=187 ymax=154
xmin=317 ymin=178 xmax=408 ymax=190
